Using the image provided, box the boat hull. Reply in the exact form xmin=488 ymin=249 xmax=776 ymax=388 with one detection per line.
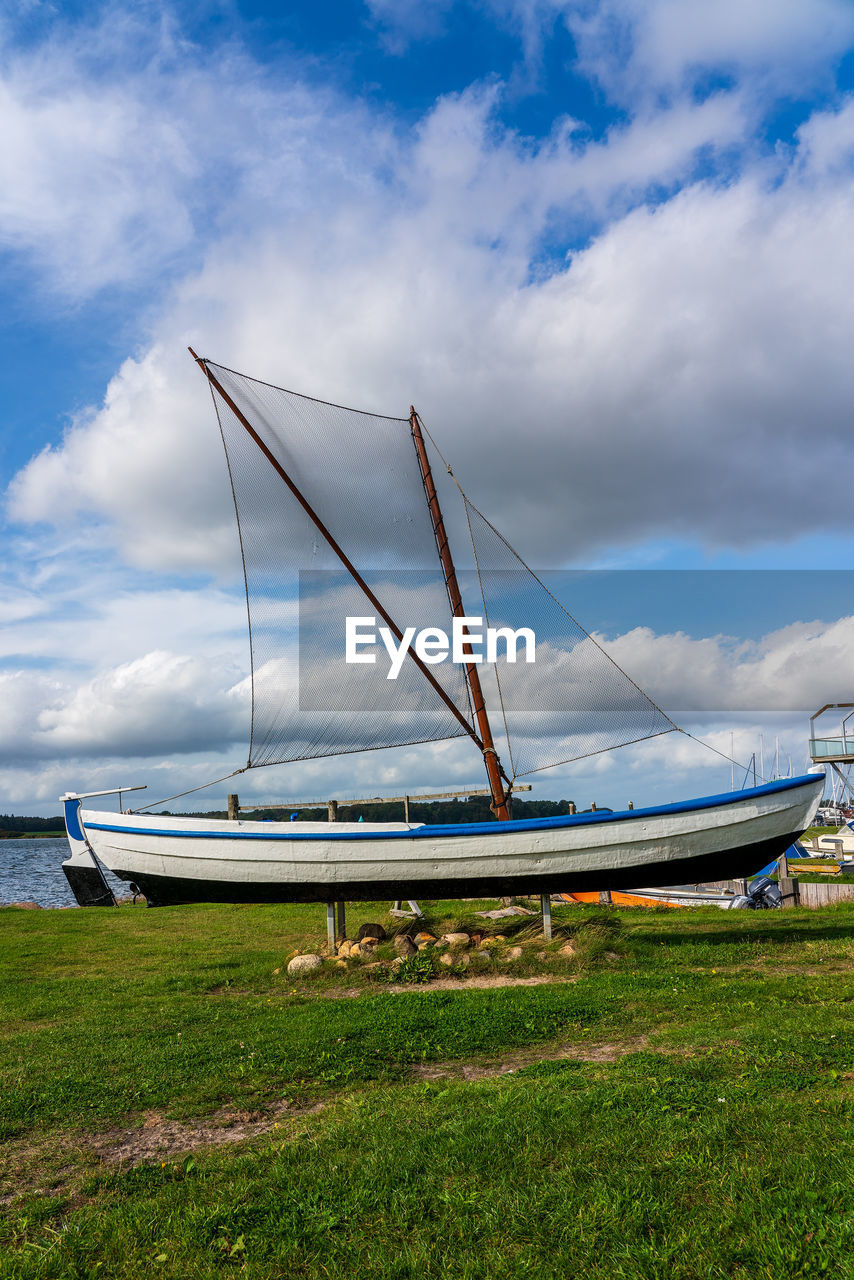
xmin=64 ymin=774 xmax=823 ymax=907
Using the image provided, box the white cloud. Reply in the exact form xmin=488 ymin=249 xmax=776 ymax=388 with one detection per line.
xmin=10 ymin=91 xmax=854 ymax=567
xmin=375 ymin=0 xmax=854 ymax=100
xmin=0 ymin=649 xmax=247 ymax=764
xmin=0 ymin=10 xmax=390 ymax=298
xmin=601 ymin=617 xmax=854 ymax=717
xmin=584 ymin=0 xmax=854 ymax=97
xmin=490 ymin=0 xmax=854 ymax=100
xmin=365 ymin=0 xmax=455 ymax=52
xmin=36 ymin=650 xmax=247 ymax=756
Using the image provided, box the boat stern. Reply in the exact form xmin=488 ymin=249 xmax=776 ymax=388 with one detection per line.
xmin=61 ymin=795 xmax=117 ymax=907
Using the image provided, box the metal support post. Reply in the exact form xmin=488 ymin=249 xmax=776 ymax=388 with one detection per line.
xmin=598 ymin=889 xmax=612 ymax=905
xmin=326 ymin=902 xmax=336 ymax=953
xmin=336 ymin=900 xmax=346 ymax=941
xmin=541 ymin=892 xmax=552 ymax=941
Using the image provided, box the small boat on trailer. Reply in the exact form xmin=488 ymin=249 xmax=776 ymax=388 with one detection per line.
xmin=61 ymin=354 xmax=824 ymax=921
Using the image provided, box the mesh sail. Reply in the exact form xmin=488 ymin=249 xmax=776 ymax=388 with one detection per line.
xmin=207 ymin=362 xmax=473 ymax=767
xmin=462 ymin=498 xmax=677 ymax=777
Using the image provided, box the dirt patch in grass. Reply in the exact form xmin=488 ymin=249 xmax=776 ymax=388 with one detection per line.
xmin=317 ymin=974 xmax=579 ymax=999
xmin=0 ymin=1098 xmax=325 ymax=1202
xmin=86 ymin=1097 xmax=325 ymax=1167
xmin=410 ymin=1033 xmax=655 ymax=1081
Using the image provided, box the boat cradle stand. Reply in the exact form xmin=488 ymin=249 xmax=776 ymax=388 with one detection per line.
xmin=326 ymin=901 xmax=347 ymax=952
xmin=325 ymin=895 xmax=554 ymax=951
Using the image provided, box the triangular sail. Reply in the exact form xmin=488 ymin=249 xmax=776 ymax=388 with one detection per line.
xmin=206 ymin=362 xmax=473 ymax=767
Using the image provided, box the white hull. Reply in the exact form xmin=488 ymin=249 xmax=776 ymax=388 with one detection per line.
xmin=62 ymin=775 xmax=823 ymax=906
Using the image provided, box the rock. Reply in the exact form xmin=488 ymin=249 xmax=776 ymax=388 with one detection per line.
xmin=360 ymin=935 xmax=380 ymax=949
xmin=272 ymin=967 xmax=281 ymax=975
xmin=348 ymin=942 xmax=366 ymax=958
xmin=357 ymin=922 xmax=386 ymax=942
xmin=559 ymin=941 xmax=577 ymax=956
xmin=442 ymin=932 xmax=471 ymax=948
xmin=478 ymin=950 xmax=492 ymax=961
xmin=502 ymin=946 xmax=523 ymax=961
xmin=537 ymin=951 xmax=548 ymax=961
xmin=493 ymin=935 xmax=507 ymax=942
xmin=394 ymin=935 xmax=417 ymax=958
xmin=10 ymin=901 xmax=42 ymax=910
xmin=335 ymin=959 xmax=348 ymax=970
xmin=468 ymin=930 xmax=486 ymax=946
xmin=287 ymin=954 xmax=323 ymax=976
xmin=414 ymin=932 xmax=436 ymax=948
xmin=439 ymin=952 xmax=455 ymax=967
xmin=391 ymin=957 xmax=403 ymax=969
xmin=364 ymin=962 xmax=386 ymax=972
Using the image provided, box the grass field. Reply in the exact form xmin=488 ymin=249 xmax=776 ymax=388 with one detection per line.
xmin=2 ymin=900 xmax=854 ymax=1278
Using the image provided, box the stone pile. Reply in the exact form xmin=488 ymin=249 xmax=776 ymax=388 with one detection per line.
xmin=283 ymin=922 xmax=548 ymax=978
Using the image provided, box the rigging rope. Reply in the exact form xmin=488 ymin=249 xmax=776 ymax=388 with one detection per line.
xmin=676 ymin=728 xmax=768 ymax=785
xmin=130 ymin=766 xmax=249 ymax=813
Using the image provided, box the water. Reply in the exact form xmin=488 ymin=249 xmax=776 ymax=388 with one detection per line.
xmin=0 ymin=839 xmax=126 ymax=908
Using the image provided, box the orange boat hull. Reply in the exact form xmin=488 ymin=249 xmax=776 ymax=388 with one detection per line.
xmin=559 ymin=890 xmax=683 ymax=908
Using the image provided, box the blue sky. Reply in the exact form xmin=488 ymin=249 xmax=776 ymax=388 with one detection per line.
xmin=2 ymin=0 xmax=854 ymax=814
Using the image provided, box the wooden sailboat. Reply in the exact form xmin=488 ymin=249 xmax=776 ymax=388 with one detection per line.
xmin=61 ymin=354 xmax=823 ymax=908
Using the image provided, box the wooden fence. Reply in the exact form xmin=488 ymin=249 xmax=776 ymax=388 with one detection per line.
xmin=797 ymin=881 xmax=854 ymax=908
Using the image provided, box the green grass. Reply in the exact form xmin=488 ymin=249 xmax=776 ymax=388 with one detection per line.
xmin=3 ymin=901 xmax=854 ymax=1278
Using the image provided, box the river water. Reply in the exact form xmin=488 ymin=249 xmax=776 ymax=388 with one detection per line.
xmin=0 ymin=839 xmax=126 ymax=908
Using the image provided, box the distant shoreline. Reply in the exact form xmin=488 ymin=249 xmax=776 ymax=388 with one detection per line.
xmin=0 ymin=833 xmax=65 ymax=841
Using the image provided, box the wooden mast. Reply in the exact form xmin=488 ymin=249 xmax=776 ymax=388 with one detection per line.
xmin=409 ymin=407 xmax=510 ymax=820
xmin=188 ymin=349 xmax=485 ymax=752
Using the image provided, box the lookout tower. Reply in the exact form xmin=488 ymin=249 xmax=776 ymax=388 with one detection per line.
xmin=809 ymin=704 xmax=854 ymax=803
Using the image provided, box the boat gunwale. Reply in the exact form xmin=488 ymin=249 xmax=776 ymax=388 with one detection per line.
xmin=81 ymin=774 xmax=822 ymax=843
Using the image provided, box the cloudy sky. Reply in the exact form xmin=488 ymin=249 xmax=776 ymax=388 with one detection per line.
xmin=2 ymin=0 xmax=854 ymax=816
